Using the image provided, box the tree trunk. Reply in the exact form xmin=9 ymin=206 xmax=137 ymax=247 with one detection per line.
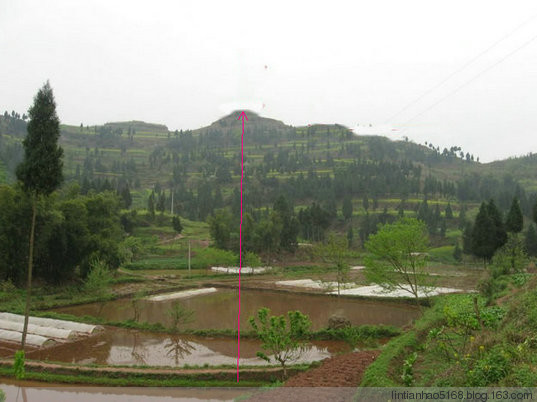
xmin=414 ymin=290 xmax=422 ymax=313
xmin=21 ymin=195 xmax=37 ymax=351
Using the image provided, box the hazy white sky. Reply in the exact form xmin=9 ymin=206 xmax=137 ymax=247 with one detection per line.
xmin=1 ymin=0 xmax=537 ymax=161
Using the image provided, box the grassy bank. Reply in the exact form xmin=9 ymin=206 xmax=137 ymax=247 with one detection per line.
xmin=361 ymin=274 xmax=537 ymax=387
xmin=0 ymin=366 xmax=271 ymax=387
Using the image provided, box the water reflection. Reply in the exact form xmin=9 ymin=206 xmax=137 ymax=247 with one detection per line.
xmin=0 ymin=382 xmax=247 ymax=402
xmin=165 ymin=335 xmax=195 ymax=365
xmin=17 ymin=328 xmax=347 ymax=367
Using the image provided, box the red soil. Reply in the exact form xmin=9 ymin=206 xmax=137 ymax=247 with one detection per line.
xmin=247 ymin=350 xmax=380 ymax=402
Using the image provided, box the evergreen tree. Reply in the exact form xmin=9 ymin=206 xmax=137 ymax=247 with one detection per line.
xmin=440 ymin=219 xmax=447 ymax=238
xmin=487 ymin=199 xmax=507 ymax=251
xmin=398 ymin=201 xmax=404 ymax=218
xmin=462 ymin=221 xmax=473 ymax=254
xmin=273 ymin=195 xmax=298 ymax=251
xmin=16 ymin=81 xmax=64 ymax=351
xmin=417 ymin=199 xmax=429 ymax=223
xmin=453 ymin=242 xmax=462 ymax=262
xmin=147 ymin=192 xmax=155 ymax=220
xmin=445 ymin=202 xmax=453 ymax=219
xmin=347 ymin=227 xmax=354 ymax=248
xmin=120 ymin=185 xmax=132 ymax=209
xmin=172 ymin=215 xmax=183 ymax=234
xmin=362 ymin=195 xmax=369 ymax=211
xmin=471 ymin=202 xmax=495 ymax=264
xmin=342 ymin=196 xmax=353 ymax=221
xmin=505 ymin=197 xmax=523 ymax=233
xmin=458 ymin=204 xmax=467 ymax=229
xmin=525 ymin=224 xmax=537 ymax=257
xmin=157 ymin=192 xmax=166 ymax=213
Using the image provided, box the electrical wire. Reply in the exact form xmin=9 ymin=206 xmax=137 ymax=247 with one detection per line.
xmin=399 ymin=30 xmax=537 ymax=128
xmin=386 ymin=12 xmax=537 ymax=124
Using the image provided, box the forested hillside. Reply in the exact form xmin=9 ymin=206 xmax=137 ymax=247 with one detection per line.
xmin=1 ymin=110 xmax=534 ymax=212
xmin=1 ymin=109 xmax=537 ymax=261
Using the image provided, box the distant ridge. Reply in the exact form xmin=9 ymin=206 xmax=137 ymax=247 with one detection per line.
xmin=104 ymin=120 xmax=168 ymax=133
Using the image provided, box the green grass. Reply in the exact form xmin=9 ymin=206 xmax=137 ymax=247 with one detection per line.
xmin=125 ymin=247 xmax=237 ymax=270
xmin=428 ymin=245 xmax=456 ymax=264
xmin=361 ymin=296 xmax=447 ymax=386
xmin=0 ymin=366 xmax=268 ymax=387
xmin=362 ymin=278 xmax=537 ymax=387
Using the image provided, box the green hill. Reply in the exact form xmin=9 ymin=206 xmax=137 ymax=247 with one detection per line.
xmin=1 ymin=111 xmax=536 ymax=221
xmin=0 ymin=160 xmax=7 ymax=184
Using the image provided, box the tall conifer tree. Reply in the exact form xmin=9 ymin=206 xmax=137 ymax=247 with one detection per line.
xmin=506 ymin=197 xmax=523 ymax=233
xmin=471 ymin=202 xmax=495 ymax=264
xmin=16 ymin=81 xmax=64 ymax=350
xmin=487 ymin=199 xmax=507 ymax=251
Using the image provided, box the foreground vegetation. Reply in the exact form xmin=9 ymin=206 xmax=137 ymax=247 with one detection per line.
xmin=362 ymin=270 xmax=537 ymax=386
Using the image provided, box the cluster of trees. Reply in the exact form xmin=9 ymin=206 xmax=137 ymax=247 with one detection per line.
xmin=462 ymin=197 xmax=537 ymax=263
xmin=0 ymin=84 xmax=128 ymax=290
xmin=154 ymin=143 xmax=532 ymax=229
xmin=0 ymin=185 xmax=126 ymax=284
xmin=208 ymin=195 xmax=299 ymax=256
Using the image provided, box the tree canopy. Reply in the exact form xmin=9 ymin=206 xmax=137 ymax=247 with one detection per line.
xmin=364 ymin=217 xmax=431 ymax=306
xmin=16 ymin=81 xmax=63 ymax=196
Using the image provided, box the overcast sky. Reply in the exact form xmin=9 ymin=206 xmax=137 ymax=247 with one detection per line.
xmin=2 ymin=1 xmax=537 ymax=162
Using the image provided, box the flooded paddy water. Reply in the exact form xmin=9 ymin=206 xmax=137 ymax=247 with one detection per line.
xmin=0 ymin=381 xmax=247 ymax=401
xmin=55 ymin=288 xmax=419 ymax=330
xmin=22 ymin=328 xmax=347 ymax=367
xmin=0 ymin=289 xmax=419 ymax=369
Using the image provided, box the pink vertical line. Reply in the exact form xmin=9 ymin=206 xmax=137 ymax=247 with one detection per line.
xmin=236 ymin=115 xmax=244 ymax=381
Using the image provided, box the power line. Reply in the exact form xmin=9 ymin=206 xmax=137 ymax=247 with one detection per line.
xmin=386 ymin=12 xmax=537 ymax=123
xmin=399 ymin=29 xmax=537 ymax=128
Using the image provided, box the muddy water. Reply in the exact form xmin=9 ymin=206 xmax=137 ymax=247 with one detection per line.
xmin=6 ymin=327 xmax=347 ymax=367
xmin=55 ymin=289 xmax=419 ymax=330
xmin=0 ymin=381 xmax=247 ymax=401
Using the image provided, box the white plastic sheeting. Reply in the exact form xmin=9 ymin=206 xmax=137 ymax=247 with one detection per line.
xmin=211 ymin=267 xmax=272 ymax=274
xmin=146 ymin=287 xmax=217 ymax=302
xmin=330 ymin=284 xmax=467 ymax=297
xmin=0 ymin=329 xmax=55 ymax=347
xmin=0 ymin=312 xmax=98 ymax=334
xmin=0 ymin=319 xmax=74 ymax=339
xmin=276 ymin=279 xmax=358 ymax=290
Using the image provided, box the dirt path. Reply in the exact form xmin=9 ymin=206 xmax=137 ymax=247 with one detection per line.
xmin=246 ymin=350 xmax=380 ymax=402
xmin=284 ymin=350 xmax=379 ymax=387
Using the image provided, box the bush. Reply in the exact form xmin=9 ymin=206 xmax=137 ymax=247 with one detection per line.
xmin=249 ymin=307 xmax=312 ymax=378
xmin=119 ymin=236 xmax=146 ymax=263
xmin=83 ymin=259 xmax=113 ymax=296
xmin=467 ymin=347 xmax=511 ymax=386
xmin=243 ymin=251 xmax=262 ymax=267
xmin=401 ymin=352 xmax=418 ymax=386
xmin=13 ymin=350 xmax=24 ymax=379
xmin=167 ymin=302 xmax=194 ymax=332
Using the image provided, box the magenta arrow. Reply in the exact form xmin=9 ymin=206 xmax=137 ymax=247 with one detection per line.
xmin=236 ymin=111 xmax=247 ymax=382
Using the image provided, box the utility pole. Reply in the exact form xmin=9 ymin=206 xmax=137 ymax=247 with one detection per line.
xmin=170 ymin=188 xmax=174 ymax=215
